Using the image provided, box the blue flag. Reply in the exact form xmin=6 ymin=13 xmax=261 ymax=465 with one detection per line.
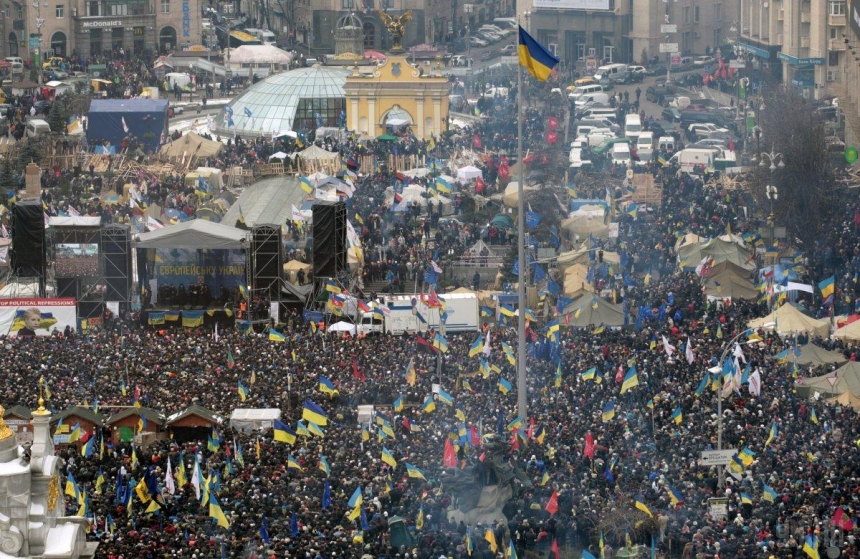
xmin=291 ymin=511 xmax=299 ymax=537
xmin=322 ymin=479 xmax=332 ymax=509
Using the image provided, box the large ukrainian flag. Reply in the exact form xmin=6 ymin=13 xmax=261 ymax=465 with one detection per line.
xmin=518 ymin=25 xmax=560 ymax=82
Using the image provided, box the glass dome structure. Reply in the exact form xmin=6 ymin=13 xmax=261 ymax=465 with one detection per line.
xmin=212 ymin=66 xmax=350 ymax=138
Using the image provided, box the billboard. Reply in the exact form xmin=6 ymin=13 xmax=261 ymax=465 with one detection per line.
xmin=534 ymin=0 xmax=610 ymax=9
xmin=851 ymin=0 xmax=860 ymax=40
xmin=0 ymin=298 xmax=77 ymax=337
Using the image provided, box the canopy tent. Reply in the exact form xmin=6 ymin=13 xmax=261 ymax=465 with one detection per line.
xmin=708 ymin=260 xmax=753 ymax=279
xmin=297 ymin=145 xmax=340 ymax=175
xmin=222 ymin=177 xmax=306 ymax=229
xmin=789 ymin=343 xmax=847 ymax=366
xmin=503 ymin=182 xmax=540 ymax=208
xmin=674 ymin=233 xmax=703 ymax=251
xmin=229 ymin=408 xmax=282 ymax=432
xmin=227 ymin=45 xmax=293 ymax=66
xmin=426 ymin=194 xmax=453 ymax=215
xmin=678 ymin=237 xmax=755 ymax=272
xmin=328 ymin=321 xmax=357 ymax=335
xmin=561 ymin=214 xmax=609 ymax=239
xmin=283 ymin=259 xmax=312 ymax=283
xmin=556 ymin=246 xmax=620 ymax=271
xmin=561 ymin=295 xmax=625 ymax=328
xmin=826 ymin=391 xmax=860 ymax=411
xmin=563 ymin=263 xmax=595 ymax=296
xmin=748 ymin=304 xmax=830 ymax=338
xmin=796 ymin=361 xmax=860 ymax=398
xmin=703 ymin=276 xmax=759 ymax=300
xmin=490 ymin=214 xmax=514 ymax=229
xmin=159 ymin=132 xmax=224 ymax=163
xmin=403 ymin=167 xmax=430 ymax=178
xmin=456 ymin=165 xmax=482 ymax=184
xmin=834 ymin=319 xmax=860 ymax=342
xmin=136 ymin=219 xmax=248 ymax=250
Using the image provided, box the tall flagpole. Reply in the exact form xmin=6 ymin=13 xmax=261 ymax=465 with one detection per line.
xmin=516 ymin=21 xmax=528 ymax=422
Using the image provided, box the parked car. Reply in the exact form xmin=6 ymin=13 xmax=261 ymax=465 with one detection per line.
xmin=501 ymin=44 xmax=517 ymax=55
xmin=646 ymin=83 xmax=676 ymax=105
xmin=167 ymin=105 xmax=185 ymax=118
xmin=625 ymin=66 xmax=646 ymax=83
xmin=661 ymin=107 xmax=682 ymax=122
xmin=687 ymin=122 xmax=730 ymax=141
xmin=689 ymin=138 xmax=729 ymax=149
xmin=33 ymin=100 xmax=52 ymax=114
xmin=693 ymin=55 xmax=715 ymax=67
xmin=44 ymin=69 xmax=69 ymax=80
xmin=469 ymin=37 xmax=488 ymax=47
xmin=645 ymin=63 xmax=668 ymax=76
xmin=647 ymin=120 xmax=681 ymax=141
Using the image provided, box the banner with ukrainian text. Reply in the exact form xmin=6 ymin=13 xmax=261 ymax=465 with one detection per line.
xmin=148 ymin=248 xmax=246 ymax=300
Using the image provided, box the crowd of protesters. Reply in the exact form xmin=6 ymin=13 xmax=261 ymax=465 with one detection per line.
xmin=5 ymin=57 xmax=860 ymax=559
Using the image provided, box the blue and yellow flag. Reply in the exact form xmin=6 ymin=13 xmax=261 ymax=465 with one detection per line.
xmin=302 ymin=400 xmax=328 ymax=426
xmin=602 ymin=402 xmax=615 ymax=422
xmin=498 ymin=378 xmax=512 ymax=395
xmin=469 ymin=335 xmax=484 ymax=357
xmin=381 ymin=447 xmax=397 ymax=468
xmin=634 ymin=497 xmax=654 ymax=517
xmin=620 ymin=366 xmax=638 ymax=394
xmin=406 ymin=463 xmax=426 ymax=480
xmin=518 ymin=25 xmax=560 ymax=82
xmin=740 ymin=492 xmax=752 ymax=505
xmin=762 ymin=484 xmax=777 ymax=502
xmin=268 ymin=328 xmax=285 ymax=342
xmin=422 ymin=395 xmax=436 ymax=413
xmin=393 ymin=394 xmax=404 ymax=413
xmin=438 ymin=388 xmax=454 ymax=407
xmin=319 ymin=376 xmax=339 ymax=397
xmin=237 ymin=381 xmax=249 ymax=402
xmin=670 ymin=406 xmax=683 ymax=425
xmin=318 ymin=455 xmax=331 ymax=476
xmin=273 ymin=420 xmax=296 ymax=444
xmin=287 ymin=455 xmax=303 ymax=470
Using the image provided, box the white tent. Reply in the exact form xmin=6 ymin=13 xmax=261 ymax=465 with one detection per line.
xmin=229 ymin=408 xmax=282 ymax=432
xmin=136 ymin=219 xmax=248 ymax=250
xmin=328 ymin=321 xmax=356 ymax=335
xmin=228 ymin=45 xmax=293 ymax=66
xmin=403 ymin=167 xmax=430 ymax=178
xmin=457 ymin=165 xmax=483 ymax=183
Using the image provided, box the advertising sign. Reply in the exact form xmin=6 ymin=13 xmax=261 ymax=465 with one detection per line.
xmin=534 ymin=0 xmax=610 ymax=10
xmin=851 ymin=0 xmax=860 ymax=40
xmin=659 ymin=43 xmax=679 ymax=53
xmin=0 ymin=298 xmax=77 ymax=337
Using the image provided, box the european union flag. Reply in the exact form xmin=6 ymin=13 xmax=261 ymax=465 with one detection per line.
xmin=244 ymin=107 xmax=253 ymax=117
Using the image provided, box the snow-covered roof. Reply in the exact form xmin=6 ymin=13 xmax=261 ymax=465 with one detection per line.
xmin=43 ymin=523 xmax=78 ymax=555
xmin=228 ymin=45 xmax=293 ymax=65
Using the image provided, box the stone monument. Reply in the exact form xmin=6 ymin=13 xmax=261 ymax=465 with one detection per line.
xmin=0 ymin=381 xmax=97 ymax=558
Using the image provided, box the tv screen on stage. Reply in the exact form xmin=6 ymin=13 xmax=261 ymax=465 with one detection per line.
xmin=55 ymin=243 xmax=99 ymax=277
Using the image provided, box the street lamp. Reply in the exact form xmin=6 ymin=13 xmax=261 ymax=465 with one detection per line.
xmin=759 ymin=146 xmax=785 ymax=247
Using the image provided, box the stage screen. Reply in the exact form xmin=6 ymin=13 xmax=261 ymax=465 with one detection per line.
xmin=55 ymin=243 xmax=99 ymax=277
xmin=0 ymin=298 xmax=77 ymax=336
xmin=149 ymin=248 xmax=246 ymax=303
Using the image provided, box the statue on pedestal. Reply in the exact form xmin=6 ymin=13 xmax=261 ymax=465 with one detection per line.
xmin=376 ymin=9 xmax=412 ymax=54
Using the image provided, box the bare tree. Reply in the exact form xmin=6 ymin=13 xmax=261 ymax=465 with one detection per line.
xmin=750 ymin=89 xmax=840 ymax=246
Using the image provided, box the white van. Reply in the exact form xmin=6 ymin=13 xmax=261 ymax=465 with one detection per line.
xmin=611 ymin=142 xmax=632 ymax=167
xmin=357 ymin=311 xmax=384 ymax=335
xmin=568 ymin=83 xmax=603 ymax=100
xmin=5 ymin=57 xmax=23 ymax=74
xmin=624 ymin=113 xmax=643 ymax=140
xmin=575 ymin=92 xmax=610 ymax=108
xmin=493 ymin=18 xmax=518 ymax=29
xmin=580 ymin=107 xmax=618 ymax=122
xmin=636 ymin=131 xmax=655 ymax=163
xmin=25 ymin=119 xmax=51 ymax=138
xmin=658 ymin=136 xmax=677 ymax=154
xmin=594 ymin=63 xmax=629 ymax=84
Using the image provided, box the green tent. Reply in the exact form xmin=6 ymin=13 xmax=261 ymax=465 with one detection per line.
xmin=377 ymin=133 xmax=397 ymax=141
xmin=490 ymin=214 xmax=514 ymax=229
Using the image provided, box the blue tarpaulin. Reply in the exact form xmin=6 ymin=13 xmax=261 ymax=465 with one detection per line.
xmin=87 ymin=99 xmax=169 ymax=152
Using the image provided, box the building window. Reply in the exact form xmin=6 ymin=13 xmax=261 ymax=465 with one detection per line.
xmin=55 ymin=4 xmax=63 ymax=17
xmin=830 ymin=1 xmax=845 ymax=15
xmin=714 ymin=3 xmax=722 ymax=21
xmin=694 ymin=6 xmax=700 ymax=22
xmin=831 ymin=27 xmax=838 ymax=39
xmin=110 ymin=3 xmax=127 ymax=15
xmin=161 ymin=0 xmax=169 ymax=13
xmin=683 ymin=6 xmax=689 ymax=23
xmin=341 ymin=0 xmax=352 ymax=8
xmin=86 ymin=1 xmax=101 ymax=16
xmin=829 ymin=51 xmax=839 ymax=65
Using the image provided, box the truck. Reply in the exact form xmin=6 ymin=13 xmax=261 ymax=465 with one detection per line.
xmin=668 ymin=147 xmax=719 ymax=174
xmin=371 ymin=293 xmax=480 ymax=335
